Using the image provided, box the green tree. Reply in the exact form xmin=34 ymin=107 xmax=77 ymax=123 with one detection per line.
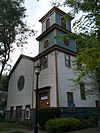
xmin=0 ymin=75 xmax=8 ymax=91
xmin=63 ymin=0 xmax=100 ymax=94
xmin=0 ymin=75 xmax=8 ymax=117
xmin=0 ymin=0 xmax=35 ymax=79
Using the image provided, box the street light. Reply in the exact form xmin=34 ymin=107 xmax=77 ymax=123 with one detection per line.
xmin=34 ymin=63 xmax=41 ymax=133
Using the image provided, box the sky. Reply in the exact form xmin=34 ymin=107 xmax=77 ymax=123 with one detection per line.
xmin=10 ymin=0 xmax=72 ymax=65
xmin=10 ymin=0 xmax=82 ymax=68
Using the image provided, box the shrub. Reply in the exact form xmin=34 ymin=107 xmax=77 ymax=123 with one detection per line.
xmin=79 ymin=117 xmax=97 ymax=129
xmin=46 ymin=117 xmax=80 ymax=133
xmin=78 ymin=119 xmax=89 ymax=129
xmin=38 ymin=108 xmax=60 ymax=129
xmin=86 ymin=117 xmax=97 ymax=127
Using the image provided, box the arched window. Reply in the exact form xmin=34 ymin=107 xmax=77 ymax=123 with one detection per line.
xmin=61 ymin=17 xmax=66 ymax=29
xmin=46 ymin=18 xmax=50 ymax=29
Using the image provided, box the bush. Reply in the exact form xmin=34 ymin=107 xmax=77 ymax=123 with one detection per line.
xmin=46 ymin=117 xmax=80 ymax=133
xmin=38 ymin=108 xmax=60 ymax=129
xmin=79 ymin=117 xmax=97 ymax=129
xmin=87 ymin=116 xmax=97 ymax=127
xmin=78 ymin=119 xmax=89 ymax=129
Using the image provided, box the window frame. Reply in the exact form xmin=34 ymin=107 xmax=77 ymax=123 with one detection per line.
xmin=61 ymin=17 xmax=66 ymax=29
xmin=67 ymin=92 xmax=74 ymax=104
xmin=10 ymin=106 xmax=14 ymax=119
xmin=63 ymin=38 xmax=70 ymax=47
xmin=46 ymin=18 xmax=50 ymax=29
xmin=44 ymin=39 xmax=50 ymax=48
xmin=40 ymin=55 xmax=48 ymax=70
xmin=65 ymin=54 xmax=71 ymax=67
xmin=95 ymin=100 xmax=99 ymax=107
xmin=16 ymin=106 xmax=22 ymax=119
xmin=80 ymin=83 xmax=86 ymax=100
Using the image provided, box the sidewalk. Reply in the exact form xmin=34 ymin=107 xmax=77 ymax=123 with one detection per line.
xmin=0 ymin=127 xmax=48 ymax=133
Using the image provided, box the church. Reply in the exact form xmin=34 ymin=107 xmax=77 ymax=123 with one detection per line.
xmin=6 ymin=6 xmax=99 ymax=121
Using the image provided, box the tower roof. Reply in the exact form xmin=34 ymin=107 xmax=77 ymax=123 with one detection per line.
xmin=39 ymin=6 xmax=74 ymax=22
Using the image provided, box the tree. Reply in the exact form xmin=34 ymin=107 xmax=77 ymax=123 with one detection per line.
xmin=64 ymin=0 xmax=100 ymax=94
xmin=74 ymin=33 xmax=100 ymax=95
xmin=0 ymin=75 xmax=8 ymax=117
xmin=0 ymin=91 xmax=7 ymax=117
xmin=0 ymin=75 xmax=8 ymax=91
xmin=0 ymin=0 xmax=35 ymax=79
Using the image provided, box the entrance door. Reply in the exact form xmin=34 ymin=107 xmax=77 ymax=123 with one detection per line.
xmin=38 ymin=91 xmax=50 ymax=109
xmin=67 ymin=92 xmax=74 ymax=107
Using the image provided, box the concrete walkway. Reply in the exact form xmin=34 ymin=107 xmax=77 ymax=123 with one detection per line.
xmin=0 ymin=128 xmax=48 ymax=133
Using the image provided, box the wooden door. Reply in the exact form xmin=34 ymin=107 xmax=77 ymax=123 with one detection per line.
xmin=38 ymin=92 xmax=50 ymax=109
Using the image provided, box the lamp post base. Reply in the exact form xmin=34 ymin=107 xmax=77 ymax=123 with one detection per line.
xmin=34 ymin=128 xmax=38 ymax=133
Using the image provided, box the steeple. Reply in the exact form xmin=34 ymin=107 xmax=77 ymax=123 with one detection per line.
xmin=36 ymin=6 xmax=76 ymax=54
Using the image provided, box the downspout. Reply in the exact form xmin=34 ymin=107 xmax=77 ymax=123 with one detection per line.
xmin=55 ymin=50 xmax=59 ymax=108
xmin=32 ymin=61 xmax=34 ymax=110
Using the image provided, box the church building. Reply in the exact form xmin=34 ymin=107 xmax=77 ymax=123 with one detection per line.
xmin=6 ymin=6 xmax=100 ymax=121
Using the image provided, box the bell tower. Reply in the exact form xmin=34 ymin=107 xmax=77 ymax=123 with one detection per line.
xmin=36 ymin=6 xmax=76 ymax=108
xmin=36 ymin=6 xmax=76 ymax=55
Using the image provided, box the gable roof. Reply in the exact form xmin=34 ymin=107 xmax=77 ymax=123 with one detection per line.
xmin=8 ymin=54 xmax=33 ymax=79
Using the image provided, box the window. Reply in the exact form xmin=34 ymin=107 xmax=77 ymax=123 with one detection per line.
xmin=95 ymin=101 xmax=99 ymax=107
xmin=10 ymin=106 xmax=14 ymax=119
xmin=17 ymin=75 xmax=25 ymax=91
xmin=16 ymin=106 xmax=22 ymax=119
xmin=40 ymin=55 xmax=48 ymax=69
xmin=65 ymin=54 xmax=71 ymax=67
xmin=25 ymin=105 xmax=30 ymax=119
xmin=39 ymin=92 xmax=48 ymax=101
xmin=67 ymin=92 xmax=74 ymax=103
xmin=44 ymin=39 xmax=50 ymax=48
xmin=67 ymin=92 xmax=75 ymax=109
xmin=46 ymin=18 xmax=50 ymax=29
xmin=38 ymin=91 xmax=50 ymax=109
xmin=61 ymin=17 xmax=66 ymax=29
xmin=80 ymin=83 xmax=86 ymax=100
xmin=63 ymin=38 xmax=69 ymax=46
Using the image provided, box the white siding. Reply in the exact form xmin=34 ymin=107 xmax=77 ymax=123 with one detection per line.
xmin=7 ymin=58 xmax=34 ymax=110
xmin=57 ymin=51 xmax=99 ymax=108
xmin=33 ymin=51 xmax=57 ymax=108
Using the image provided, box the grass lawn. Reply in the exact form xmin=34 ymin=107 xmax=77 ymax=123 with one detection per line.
xmin=64 ymin=128 xmax=100 ymax=133
xmin=0 ymin=127 xmax=11 ymax=132
xmin=8 ymin=131 xmax=25 ymax=133
xmin=0 ymin=121 xmax=27 ymax=133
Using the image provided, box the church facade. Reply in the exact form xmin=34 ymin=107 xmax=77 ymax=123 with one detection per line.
xmin=6 ymin=7 xmax=100 ymax=121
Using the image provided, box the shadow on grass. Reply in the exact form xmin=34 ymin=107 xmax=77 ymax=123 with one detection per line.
xmin=0 ymin=127 xmax=11 ymax=132
xmin=64 ymin=128 xmax=100 ymax=133
xmin=8 ymin=131 xmax=25 ymax=133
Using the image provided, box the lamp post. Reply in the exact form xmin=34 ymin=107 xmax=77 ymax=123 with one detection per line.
xmin=34 ymin=63 xmax=41 ymax=133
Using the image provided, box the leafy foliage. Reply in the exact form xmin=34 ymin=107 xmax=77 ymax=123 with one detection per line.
xmin=74 ymin=33 xmax=100 ymax=94
xmin=0 ymin=91 xmax=7 ymax=117
xmin=0 ymin=75 xmax=8 ymax=91
xmin=62 ymin=0 xmax=100 ymax=94
xmin=0 ymin=0 xmax=35 ymax=79
xmin=46 ymin=117 xmax=80 ymax=133
xmin=38 ymin=108 xmax=60 ymax=129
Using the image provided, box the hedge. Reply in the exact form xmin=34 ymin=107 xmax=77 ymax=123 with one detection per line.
xmin=46 ymin=117 xmax=80 ymax=133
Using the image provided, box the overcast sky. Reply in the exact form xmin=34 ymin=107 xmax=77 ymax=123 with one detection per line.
xmin=10 ymin=0 xmax=81 ymax=66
